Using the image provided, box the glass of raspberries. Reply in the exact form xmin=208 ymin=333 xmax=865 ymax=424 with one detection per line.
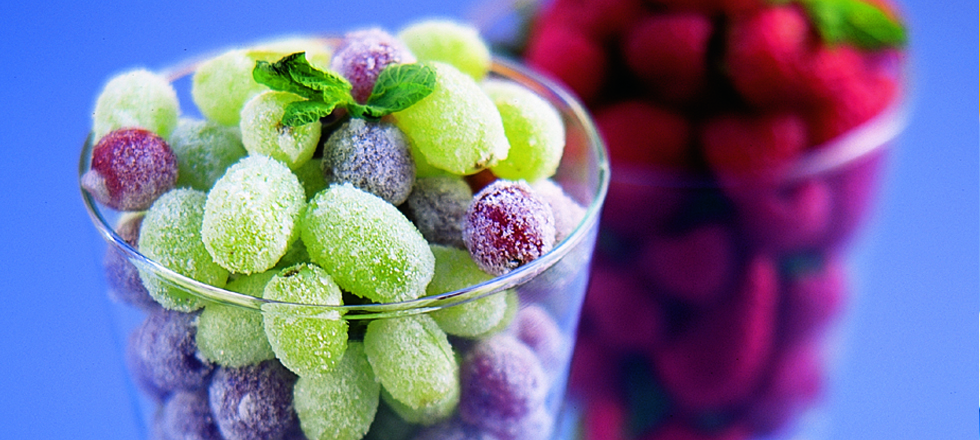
xmin=502 ymin=0 xmax=909 ymax=438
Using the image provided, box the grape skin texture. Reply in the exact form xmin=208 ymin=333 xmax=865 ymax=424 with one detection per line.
xmin=321 ymin=118 xmax=416 ymax=205
xmin=154 ymin=389 xmax=222 ymax=440
xmin=402 ymin=176 xmax=472 ymax=249
xmin=239 ymin=91 xmax=322 ymax=170
xmin=330 ymin=28 xmax=418 ymax=104
xmin=484 ymin=79 xmax=565 ymax=182
xmin=195 ymin=271 xmax=278 ymax=367
xmin=398 ymin=19 xmax=492 ymax=81
xmin=126 ymin=309 xmax=214 ymax=401
xmin=208 ymin=360 xmax=299 ymax=440
xmin=426 ymin=244 xmax=508 ymax=338
xmin=82 ymin=128 xmax=179 ymax=212
xmin=293 ymin=342 xmax=380 ymax=440
xmin=169 ymin=118 xmax=247 ymax=191
xmin=92 ymin=69 xmax=179 ymax=142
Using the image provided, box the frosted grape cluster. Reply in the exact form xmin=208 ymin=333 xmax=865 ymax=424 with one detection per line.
xmin=85 ymin=17 xmax=591 ymax=440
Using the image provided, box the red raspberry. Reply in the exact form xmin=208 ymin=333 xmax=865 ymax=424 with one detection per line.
xmin=637 ymin=421 xmax=750 ymax=440
xmin=741 ymin=344 xmax=823 ymax=436
xmin=583 ymin=396 xmax=628 ymax=440
xmin=584 ymin=263 xmax=665 ymax=352
xmin=622 ymin=12 xmax=713 ymax=105
xmin=778 ymin=254 xmax=847 ymax=348
xmin=568 ymin=332 xmax=620 ymax=401
xmin=639 ymin=224 xmax=738 ymax=305
xmin=725 ymin=4 xmax=815 ymax=109
xmin=646 ymin=0 xmax=764 ymax=16
xmin=727 ymin=177 xmax=834 ymax=252
xmin=806 ymin=68 xmax=898 ymax=146
xmin=700 ymin=112 xmax=807 ymax=185
xmin=525 ymin=22 xmax=609 ymax=104
xmin=601 ymin=173 xmax=686 ymax=239
xmin=536 ymin=0 xmax=645 ymax=42
xmin=651 ymin=254 xmax=778 ymax=411
xmin=595 ymin=100 xmax=693 ymax=170
xmin=822 ymin=150 xmax=886 ymax=250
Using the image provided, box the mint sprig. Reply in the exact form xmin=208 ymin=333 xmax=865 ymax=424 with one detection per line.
xmin=253 ymin=52 xmax=436 ymax=126
xmin=774 ymin=0 xmax=907 ymax=50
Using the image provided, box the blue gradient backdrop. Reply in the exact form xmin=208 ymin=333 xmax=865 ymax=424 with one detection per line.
xmin=0 ymin=1 xmax=974 ymax=438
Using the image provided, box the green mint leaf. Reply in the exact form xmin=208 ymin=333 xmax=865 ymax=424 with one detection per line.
xmin=276 ymin=52 xmax=354 ymax=101
xmin=801 ymin=0 xmax=906 ymax=49
xmin=363 ymin=63 xmax=437 ymax=114
xmin=346 ymin=102 xmax=388 ymax=120
xmin=253 ymin=59 xmax=321 ymax=100
xmin=281 ymin=100 xmax=337 ymax=127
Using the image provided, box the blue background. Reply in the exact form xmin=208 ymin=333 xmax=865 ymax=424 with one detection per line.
xmin=0 ymin=1 xmax=975 ymax=438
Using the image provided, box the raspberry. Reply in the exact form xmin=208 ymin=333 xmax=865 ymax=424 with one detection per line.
xmin=622 ymin=12 xmax=713 ymax=105
xmin=636 ymin=421 xmax=750 ymax=440
xmin=778 ymin=254 xmax=846 ymax=348
xmin=727 ymin=177 xmax=834 ymax=252
xmin=823 ymin=152 xmax=886 ymax=249
xmin=651 ymin=255 xmax=778 ymax=411
xmin=583 ymin=396 xmax=627 ymax=440
xmin=741 ymin=344 xmax=823 ymax=436
xmin=594 ymin=100 xmax=693 ymax=171
xmin=639 ymin=224 xmax=738 ymax=305
xmin=525 ymin=23 xmax=608 ymax=104
xmin=700 ymin=112 xmax=807 ymax=184
xmin=584 ymin=264 xmax=664 ymax=352
xmin=725 ymin=4 xmax=814 ymax=109
xmin=806 ymin=68 xmax=898 ymax=146
xmin=535 ymin=0 xmax=644 ymax=42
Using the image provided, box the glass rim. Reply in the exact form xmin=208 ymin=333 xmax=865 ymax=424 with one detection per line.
xmin=79 ymin=54 xmax=611 ymax=318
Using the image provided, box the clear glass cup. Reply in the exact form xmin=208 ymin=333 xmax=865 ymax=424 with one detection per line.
xmin=80 ymin=52 xmax=609 ymax=440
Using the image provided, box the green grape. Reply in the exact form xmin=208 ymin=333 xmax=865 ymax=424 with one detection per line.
xmin=191 ymin=49 xmax=269 ymax=127
xmin=169 ymin=118 xmax=247 ymax=191
xmin=363 ymin=314 xmax=459 ymax=411
xmin=380 ymin=385 xmax=457 ymax=426
xmin=196 ymin=271 xmax=277 ymax=367
xmin=293 ymin=342 xmax=380 ymax=440
xmin=398 ymin=19 xmax=492 ymax=81
xmin=484 ymin=79 xmax=565 ymax=182
xmin=261 ymin=263 xmax=348 ymax=377
xmin=292 ymin=158 xmax=329 ymax=201
xmin=239 ymin=91 xmax=322 ymax=170
xmin=202 ymin=155 xmax=305 ymax=274
xmin=137 ymin=188 xmax=229 ymax=311
xmin=426 ymin=245 xmax=508 ymax=338
xmin=393 ymin=62 xmax=509 ymax=175
xmin=92 ymin=69 xmax=179 ymax=142
xmin=301 ymin=183 xmax=434 ymax=303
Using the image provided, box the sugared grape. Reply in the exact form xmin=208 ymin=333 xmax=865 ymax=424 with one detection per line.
xmin=208 ymin=360 xmax=299 ymax=440
xmin=458 ymin=334 xmax=548 ymax=440
xmin=104 ymin=212 xmax=156 ymax=309
xmin=330 ymin=28 xmax=417 ymax=104
xmin=138 ymin=188 xmax=229 ymax=311
xmin=192 ymin=49 xmax=270 ymax=127
xmin=127 ymin=309 xmax=214 ymax=401
xmin=393 ymin=61 xmax=509 ymax=175
xmin=92 ymin=69 xmax=179 ymax=142
xmin=427 ymin=245 xmax=508 ymax=338
xmin=169 ymin=118 xmax=247 ymax=191
xmin=239 ymin=91 xmax=322 ymax=170
xmin=402 ymin=176 xmax=473 ymax=249
xmin=293 ymin=342 xmax=380 ymax=440
xmin=202 ymin=155 xmax=306 ymax=274
xmin=462 ymin=180 xmax=556 ymax=275
xmin=82 ymin=128 xmax=178 ymax=212
xmin=513 ymin=304 xmax=567 ymax=375
xmin=380 ymin=385 xmax=457 ymax=426
xmin=483 ymin=79 xmax=565 ymax=182
xmin=196 ymin=271 xmax=278 ymax=367
xmin=321 ymin=118 xmax=416 ymax=205
xmin=363 ymin=314 xmax=459 ymax=412
xmin=301 ymin=183 xmax=434 ymax=303
xmin=261 ymin=263 xmax=348 ymax=377
xmin=398 ymin=19 xmax=491 ymax=81
xmin=154 ymin=389 xmax=222 ymax=440
xmin=529 ymin=179 xmax=585 ymax=243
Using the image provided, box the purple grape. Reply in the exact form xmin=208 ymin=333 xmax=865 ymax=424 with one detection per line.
xmin=127 ymin=309 xmax=214 ymax=401
xmin=513 ymin=305 xmax=567 ymax=375
xmin=402 ymin=176 xmax=473 ymax=249
xmin=153 ymin=389 xmax=222 ymax=440
xmin=462 ymin=180 xmax=556 ymax=276
xmin=458 ymin=334 xmax=548 ymax=439
xmin=412 ymin=419 xmax=500 ymax=440
xmin=321 ymin=118 xmax=416 ymax=205
xmin=208 ymin=360 xmax=299 ymax=440
xmin=82 ymin=128 xmax=178 ymax=211
xmin=103 ymin=213 xmax=157 ymax=310
xmin=330 ymin=28 xmax=417 ymax=103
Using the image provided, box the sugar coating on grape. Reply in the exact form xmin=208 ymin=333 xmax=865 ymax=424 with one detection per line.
xmin=155 ymin=390 xmax=222 ymax=440
xmin=239 ymin=91 xmax=322 ymax=170
xmin=196 ymin=271 xmax=277 ymax=367
xmin=261 ymin=263 xmax=348 ymax=378
xmin=380 ymin=383 xmax=457 ymax=426
xmin=321 ymin=118 xmax=416 ymax=205
xmin=208 ymin=360 xmax=298 ymax=440
xmin=92 ymin=68 xmax=179 ymax=142
xmin=82 ymin=128 xmax=178 ymax=211
xmin=530 ymin=179 xmax=586 ymax=243
xmin=293 ymin=342 xmax=380 ymax=440
xmin=169 ymin=118 xmax=247 ymax=191
xmin=192 ymin=49 xmax=269 ymax=127
xmin=202 ymin=155 xmax=306 ymax=274
xmin=104 ymin=212 xmax=157 ymax=309
xmin=514 ymin=304 xmax=567 ymax=374
xmin=138 ymin=188 xmax=229 ymax=311
xmin=402 ymin=176 xmax=473 ymax=249
xmin=393 ymin=61 xmax=509 ymax=175
xmin=363 ymin=314 xmax=459 ymax=411
xmin=458 ymin=334 xmax=548 ymax=435
xmin=398 ymin=19 xmax=492 ymax=81
xmin=462 ymin=180 xmax=556 ymax=275
xmin=330 ymin=28 xmax=418 ymax=103
xmin=301 ymin=183 xmax=434 ymax=303
xmin=484 ymin=79 xmax=565 ymax=182
xmin=126 ymin=309 xmax=214 ymax=400
xmin=427 ymin=245 xmax=508 ymax=338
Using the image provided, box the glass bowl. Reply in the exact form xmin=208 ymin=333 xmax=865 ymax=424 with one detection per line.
xmin=80 ymin=48 xmax=609 ymax=440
